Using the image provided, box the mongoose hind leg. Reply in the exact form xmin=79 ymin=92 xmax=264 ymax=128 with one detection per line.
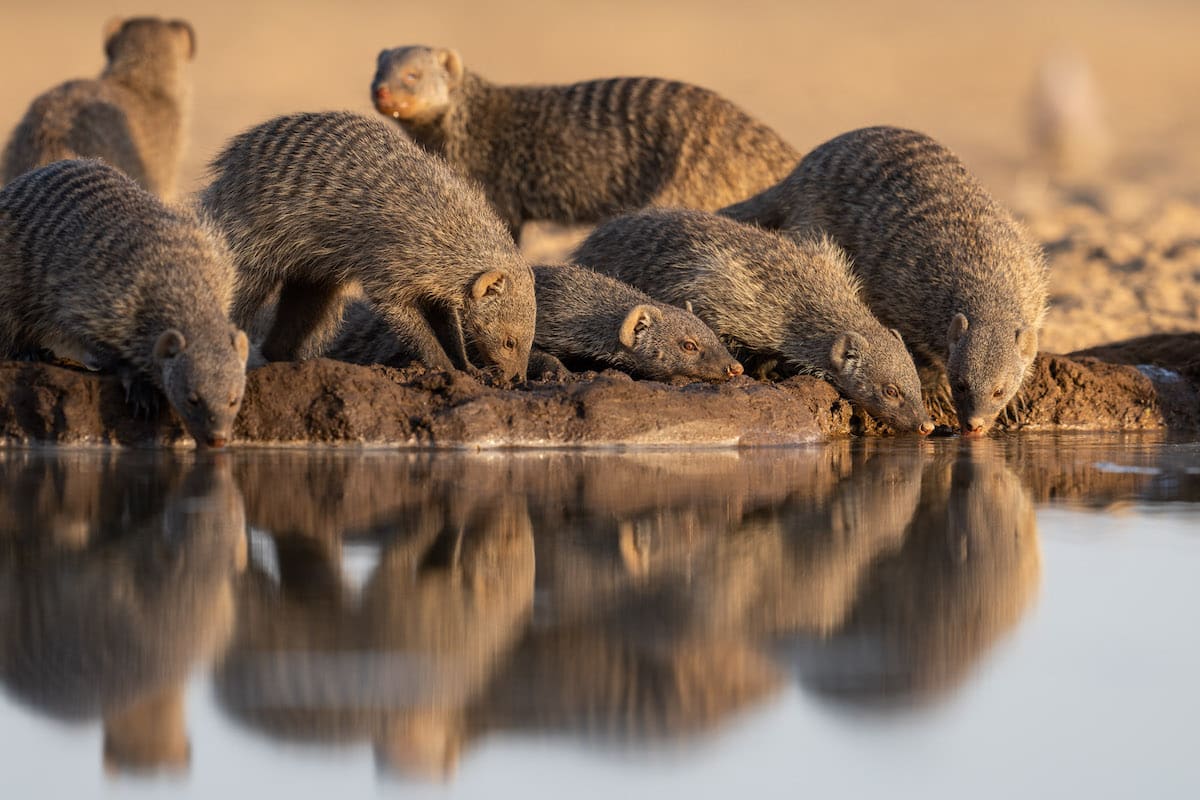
xmin=261 ymin=279 xmax=347 ymax=362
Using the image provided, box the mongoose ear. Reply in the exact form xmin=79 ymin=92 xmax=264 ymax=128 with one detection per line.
xmin=154 ymin=329 xmax=187 ymax=361
xmin=437 ymin=48 xmax=464 ymax=85
xmin=1016 ymin=327 xmax=1038 ymax=360
xmin=102 ymin=17 xmax=124 ymax=60
xmin=471 ymin=270 xmax=507 ymax=300
xmin=830 ymin=331 xmax=867 ymax=373
xmin=619 ymin=305 xmax=656 ymax=349
xmin=233 ymin=330 xmax=250 ymax=363
xmin=170 ymin=20 xmax=197 ymax=59
xmin=948 ymin=313 xmax=969 ymax=347
xmin=890 ymin=328 xmax=904 ymax=344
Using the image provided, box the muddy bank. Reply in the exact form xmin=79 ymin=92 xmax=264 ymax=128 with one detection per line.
xmin=0 ymin=335 xmax=1195 ymax=448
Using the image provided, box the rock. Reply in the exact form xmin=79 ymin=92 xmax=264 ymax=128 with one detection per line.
xmin=0 ymin=339 xmax=1196 ymax=447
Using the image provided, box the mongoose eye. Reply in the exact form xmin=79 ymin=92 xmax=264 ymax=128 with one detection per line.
xmin=992 ymin=387 xmax=1006 ymax=399
xmin=883 ymin=384 xmax=900 ymax=399
xmin=504 ymin=337 xmax=516 ymax=351
xmin=229 ymin=395 xmax=240 ymax=409
xmin=187 ymin=394 xmax=201 ymax=407
xmin=680 ymin=340 xmax=698 ymax=353
xmin=404 ymin=71 xmax=421 ymax=83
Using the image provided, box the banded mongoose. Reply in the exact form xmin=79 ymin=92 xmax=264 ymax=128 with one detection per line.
xmin=721 ymin=126 xmax=1048 ymax=435
xmin=1 ymin=17 xmax=196 ymax=199
xmin=0 ymin=160 xmax=249 ymax=447
xmin=200 ymin=111 xmax=536 ymax=381
xmin=573 ymin=209 xmax=933 ymax=434
xmin=370 ymin=45 xmax=800 ymax=239
xmin=326 ymin=265 xmax=744 ymax=382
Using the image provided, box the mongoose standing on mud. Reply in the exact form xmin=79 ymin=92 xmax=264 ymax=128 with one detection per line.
xmin=721 ymin=126 xmax=1048 ymax=435
xmin=1 ymin=17 xmax=196 ymax=199
xmin=326 ymin=265 xmax=744 ymax=383
xmin=200 ymin=111 xmax=536 ymax=381
xmin=370 ymin=45 xmax=799 ymax=239
xmin=573 ymin=209 xmax=934 ymax=434
xmin=0 ymin=160 xmax=249 ymax=447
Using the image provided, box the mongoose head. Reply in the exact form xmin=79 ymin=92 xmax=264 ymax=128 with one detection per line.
xmin=372 ymin=46 xmax=463 ymax=122
xmin=463 ymin=267 xmax=536 ymax=382
xmin=103 ymin=17 xmax=196 ymax=89
xmin=946 ymin=313 xmax=1039 ymax=436
xmin=618 ymin=302 xmax=743 ymax=382
xmin=830 ymin=329 xmax=933 ymax=434
xmin=154 ymin=325 xmax=250 ymax=448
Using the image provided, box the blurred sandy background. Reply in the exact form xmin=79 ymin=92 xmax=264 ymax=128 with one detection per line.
xmin=1 ymin=0 xmax=1198 ymax=351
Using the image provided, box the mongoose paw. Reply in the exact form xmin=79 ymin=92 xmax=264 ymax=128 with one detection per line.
xmin=123 ymin=377 xmax=163 ymax=420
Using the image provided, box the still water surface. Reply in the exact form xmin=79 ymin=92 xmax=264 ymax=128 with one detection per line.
xmin=0 ymin=435 xmax=1197 ymax=798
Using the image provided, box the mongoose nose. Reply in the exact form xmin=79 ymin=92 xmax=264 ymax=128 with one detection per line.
xmin=204 ymin=436 xmax=228 ymax=449
xmin=919 ymin=421 xmax=935 ymax=436
xmin=374 ymin=86 xmax=390 ymax=100
xmin=727 ymin=362 xmax=744 ymax=377
xmin=962 ymin=420 xmax=988 ymax=437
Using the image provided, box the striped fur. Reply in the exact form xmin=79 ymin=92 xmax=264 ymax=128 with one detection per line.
xmin=1 ymin=17 xmax=195 ymax=200
xmin=326 ymin=265 xmax=742 ymax=382
xmin=0 ymin=159 xmax=248 ymax=446
xmin=371 ymin=47 xmax=800 ymax=237
xmin=200 ymin=111 xmax=535 ymax=381
xmin=721 ymin=126 xmax=1049 ymax=433
xmin=573 ymin=209 xmax=932 ymax=433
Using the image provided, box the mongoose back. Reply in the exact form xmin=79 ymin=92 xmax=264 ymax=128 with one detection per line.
xmin=371 ymin=45 xmax=800 ymax=239
xmin=721 ymin=126 xmax=1049 ymax=435
xmin=573 ymin=209 xmax=933 ymax=433
xmin=1 ymin=17 xmax=196 ymax=199
xmin=200 ymin=111 xmax=535 ymax=381
xmin=0 ymin=160 xmax=249 ymax=447
xmin=326 ymin=265 xmax=744 ymax=383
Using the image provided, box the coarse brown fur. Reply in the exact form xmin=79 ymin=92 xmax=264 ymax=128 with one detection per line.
xmin=326 ymin=265 xmax=743 ymax=383
xmin=1 ymin=17 xmax=196 ymax=200
xmin=371 ymin=46 xmax=799 ymax=239
xmin=200 ymin=111 xmax=535 ymax=381
xmin=0 ymin=160 xmax=248 ymax=446
xmin=573 ymin=209 xmax=933 ymax=433
xmin=722 ymin=126 xmax=1049 ymax=434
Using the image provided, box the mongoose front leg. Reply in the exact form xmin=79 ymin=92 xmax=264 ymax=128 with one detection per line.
xmin=381 ymin=303 xmax=458 ymax=373
xmin=527 ymin=348 xmax=572 ymax=380
xmin=442 ymin=306 xmax=481 ymax=375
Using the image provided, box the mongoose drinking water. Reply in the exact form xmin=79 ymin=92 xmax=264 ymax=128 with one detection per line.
xmin=721 ymin=126 xmax=1049 ymax=435
xmin=370 ymin=45 xmax=799 ymax=239
xmin=573 ymin=209 xmax=933 ymax=434
xmin=0 ymin=160 xmax=249 ymax=447
xmin=1 ymin=17 xmax=196 ymax=199
xmin=200 ymin=111 xmax=535 ymax=381
xmin=326 ymin=265 xmax=744 ymax=383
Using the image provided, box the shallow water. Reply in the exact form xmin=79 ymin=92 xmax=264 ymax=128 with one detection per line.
xmin=0 ymin=434 xmax=1198 ymax=798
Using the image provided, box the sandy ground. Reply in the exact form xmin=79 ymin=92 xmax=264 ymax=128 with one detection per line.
xmin=0 ymin=0 xmax=1197 ymax=354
